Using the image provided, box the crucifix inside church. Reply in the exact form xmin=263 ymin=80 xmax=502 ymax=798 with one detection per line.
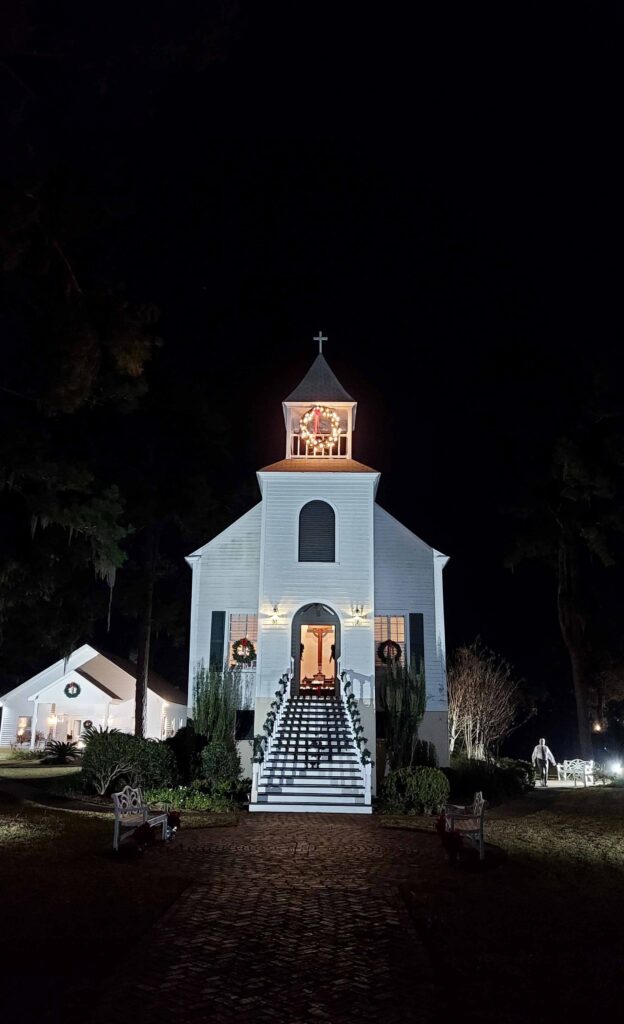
xmin=300 ymin=623 xmax=336 ymax=693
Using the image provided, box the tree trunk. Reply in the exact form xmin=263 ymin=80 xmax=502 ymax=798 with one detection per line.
xmin=134 ymin=524 xmax=157 ymax=739
xmin=557 ymin=538 xmax=593 ymax=760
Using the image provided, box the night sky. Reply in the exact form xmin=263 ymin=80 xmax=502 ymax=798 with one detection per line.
xmin=3 ymin=2 xmax=624 ymax=756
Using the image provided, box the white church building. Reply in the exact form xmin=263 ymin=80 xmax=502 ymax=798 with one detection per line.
xmin=186 ymin=341 xmax=449 ymax=812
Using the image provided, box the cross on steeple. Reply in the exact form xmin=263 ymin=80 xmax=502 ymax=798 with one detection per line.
xmin=313 ymin=331 xmax=327 ymax=354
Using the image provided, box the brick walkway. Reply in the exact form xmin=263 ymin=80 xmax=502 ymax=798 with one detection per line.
xmin=90 ymin=814 xmax=440 ymax=1024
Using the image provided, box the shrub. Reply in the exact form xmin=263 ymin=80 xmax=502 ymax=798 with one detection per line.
xmin=144 ymin=780 xmax=249 ymax=811
xmin=82 ymin=732 xmax=138 ymax=795
xmin=200 ymin=740 xmax=241 ymax=789
xmin=82 ymin=732 xmax=176 ymax=795
xmin=193 ymin=663 xmax=239 ymax=742
xmin=445 ymin=755 xmax=534 ymax=806
xmin=42 ymin=740 xmax=81 ymax=764
xmin=9 ymin=749 xmax=43 ymax=762
xmin=380 ymin=766 xmax=450 ymax=814
xmin=166 ymin=724 xmax=207 ymax=784
xmin=129 ymin=738 xmax=176 ymax=789
xmin=378 ymin=659 xmax=426 ymax=771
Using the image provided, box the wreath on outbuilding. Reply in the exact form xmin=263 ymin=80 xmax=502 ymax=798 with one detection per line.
xmin=377 ymin=640 xmax=402 ymax=664
xmin=232 ymin=638 xmax=256 ymax=665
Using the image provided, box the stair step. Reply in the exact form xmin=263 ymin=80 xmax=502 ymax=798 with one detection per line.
xmin=257 ymin=793 xmax=366 ymax=804
xmin=259 ymin=784 xmax=364 ymax=794
xmin=266 ymin=759 xmax=360 ymax=767
xmin=249 ymin=803 xmax=372 ymax=815
xmin=261 ymin=770 xmax=360 ymax=778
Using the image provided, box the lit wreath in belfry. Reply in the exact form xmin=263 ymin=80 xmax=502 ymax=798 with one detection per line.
xmin=300 ymin=405 xmax=341 ymax=453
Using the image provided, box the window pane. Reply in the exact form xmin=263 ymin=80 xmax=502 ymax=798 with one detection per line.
xmin=298 ymin=501 xmax=335 ymax=562
xmin=228 ymin=614 xmax=258 ymax=666
xmin=374 ymin=615 xmax=405 ymax=665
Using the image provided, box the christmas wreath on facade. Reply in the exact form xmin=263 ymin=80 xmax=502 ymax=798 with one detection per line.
xmin=232 ymin=638 xmax=256 ymax=665
xmin=64 ymin=680 xmax=81 ymax=699
xmin=377 ymin=639 xmax=402 ymax=664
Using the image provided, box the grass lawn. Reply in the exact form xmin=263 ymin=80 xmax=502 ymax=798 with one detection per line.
xmin=0 ymin=764 xmax=81 ymax=780
xmin=385 ymin=786 xmax=624 ymax=1020
xmin=0 ymin=795 xmax=237 ymax=1021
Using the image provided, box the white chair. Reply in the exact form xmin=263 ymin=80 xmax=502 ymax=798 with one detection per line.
xmin=556 ymin=759 xmax=594 ymax=787
xmin=111 ymin=785 xmax=168 ymax=851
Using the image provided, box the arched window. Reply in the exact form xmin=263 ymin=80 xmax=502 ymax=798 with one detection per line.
xmin=298 ymin=500 xmax=335 ymax=562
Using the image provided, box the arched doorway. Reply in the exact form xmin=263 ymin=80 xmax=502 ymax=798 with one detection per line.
xmin=291 ymin=603 xmax=341 ymax=697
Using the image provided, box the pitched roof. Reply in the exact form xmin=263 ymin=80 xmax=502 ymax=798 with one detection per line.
xmin=259 ymin=458 xmax=378 ymax=473
xmin=284 ymin=354 xmax=354 ymax=403
xmin=90 ymin=650 xmax=187 ymax=704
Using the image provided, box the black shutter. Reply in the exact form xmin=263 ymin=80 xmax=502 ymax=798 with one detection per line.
xmin=298 ymin=501 xmax=335 ymax=562
xmin=209 ymin=611 xmax=226 ymax=669
xmin=409 ymin=613 xmax=425 ymax=675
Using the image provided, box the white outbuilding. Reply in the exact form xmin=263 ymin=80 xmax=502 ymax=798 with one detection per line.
xmin=0 ymin=645 xmax=187 ymax=748
xmin=186 ymin=341 xmax=450 ymax=812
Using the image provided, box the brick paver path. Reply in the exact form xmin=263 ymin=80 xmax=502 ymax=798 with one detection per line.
xmin=91 ymin=814 xmax=440 ymax=1024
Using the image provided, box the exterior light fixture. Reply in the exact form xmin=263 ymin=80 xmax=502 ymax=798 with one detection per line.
xmin=271 ymin=606 xmax=281 ymax=624
xmin=352 ymin=606 xmax=365 ymax=626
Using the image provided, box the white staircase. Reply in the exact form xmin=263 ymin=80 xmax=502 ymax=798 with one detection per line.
xmin=250 ymin=694 xmax=372 ymax=813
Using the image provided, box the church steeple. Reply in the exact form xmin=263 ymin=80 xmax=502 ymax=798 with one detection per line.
xmin=282 ymin=335 xmax=357 ymax=459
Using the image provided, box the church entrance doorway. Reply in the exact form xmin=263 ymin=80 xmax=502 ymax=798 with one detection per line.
xmin=291 ymin=603 xmax=340 ymax=697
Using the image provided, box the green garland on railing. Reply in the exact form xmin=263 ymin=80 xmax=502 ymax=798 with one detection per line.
xmin=341 ymin=673 xmax=373 ymax=766
xmin=254 ymin=674 xmax=289 ymax=760
xmin=253 ymin=734 xmax=267 ymax=763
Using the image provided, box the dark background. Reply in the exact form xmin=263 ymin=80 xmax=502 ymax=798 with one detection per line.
xmin=2 ymin=1 xmax=624 ymax=758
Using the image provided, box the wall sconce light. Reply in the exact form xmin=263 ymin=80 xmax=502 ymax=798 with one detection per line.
xmin=271 ymin=605 xmax=281 ymax=625
xmin=352 ymin=605 xmax=365 ymax=626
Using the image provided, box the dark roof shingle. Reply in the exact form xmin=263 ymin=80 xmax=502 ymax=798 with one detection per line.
xmin=284 ymin=354 xmax=354 ymax=402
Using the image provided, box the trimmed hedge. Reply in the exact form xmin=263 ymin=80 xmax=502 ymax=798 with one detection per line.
xmin=82 ymin=732 xmax=176 ymax=795
xmin=444 ymin=756 xmax=534 ymax=805
xmin=380 ymin=766 xmax=450 ymax=814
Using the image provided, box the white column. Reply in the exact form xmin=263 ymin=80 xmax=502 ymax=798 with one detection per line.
xmin=104 ymin=702 xmax=111 ymax=729
xmin=30 ymin=699 xmax=39 ymax=750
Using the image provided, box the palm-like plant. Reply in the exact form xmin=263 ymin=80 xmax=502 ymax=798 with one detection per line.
xmin=81 ymin=724 xmax=120 ymax=744
xmin=43 ymin=740 xmax=82 ymax=764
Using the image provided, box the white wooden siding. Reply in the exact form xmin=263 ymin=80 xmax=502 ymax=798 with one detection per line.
xmin=187 ymin=503 xmax=262 ymax=705
xmin=256 ymin=472 xmax=377 ymax=702
xmin=374 ymin=505 xmax=448 ymax=711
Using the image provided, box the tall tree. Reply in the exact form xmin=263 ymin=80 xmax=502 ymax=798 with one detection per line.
xmin=507 ymin=368 xmax=624 ymax=758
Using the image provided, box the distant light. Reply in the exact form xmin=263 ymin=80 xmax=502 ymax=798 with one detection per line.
xmin=592 ymin=722 xmax=603 ymax=732
xmin=609 ymin=760 xmax=622 ymax=776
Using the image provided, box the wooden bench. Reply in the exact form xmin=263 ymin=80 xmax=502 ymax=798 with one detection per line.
xmin=112 ymin=785 xmax=168 ymax=851
xmin=443 ymin=791 xmax=486 ymax=861
xmin=556 ymin=759 xmax=594 ymax=787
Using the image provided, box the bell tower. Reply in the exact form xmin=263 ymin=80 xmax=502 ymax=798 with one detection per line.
xmin=282 ymin=333 xmax=357 ymax=459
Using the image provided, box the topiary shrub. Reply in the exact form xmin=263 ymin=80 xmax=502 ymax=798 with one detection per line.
xmin=380 ymin=766 xmax=450 ymax=814
xmin=200 ymin=740 xmax=241 ymax=790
